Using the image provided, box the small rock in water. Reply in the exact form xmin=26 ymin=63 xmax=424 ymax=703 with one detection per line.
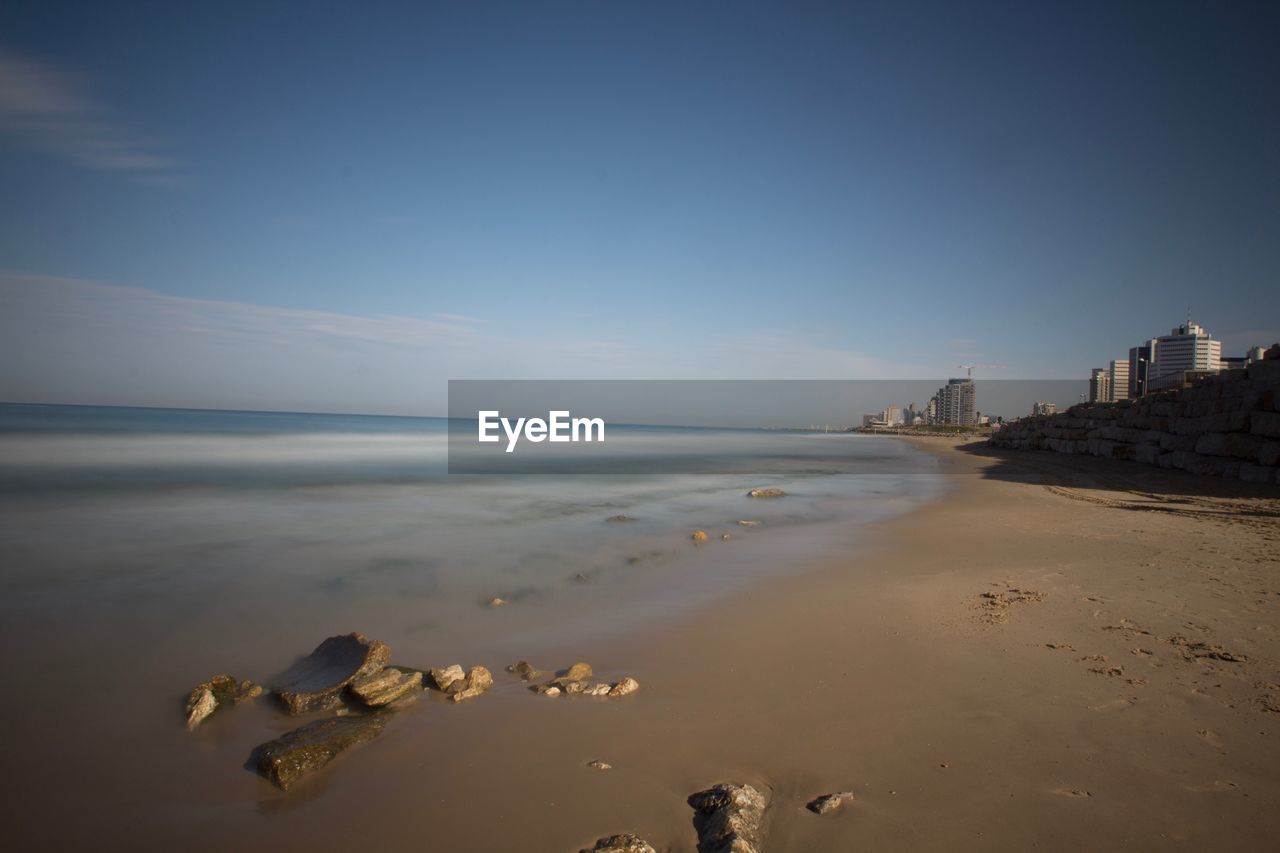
xmin=252 ymin=714 xmax=387 ymax=790
xmin=448 ymin=665 xmax=493 ymax=702
xmin=488 ymin=596 xmax=507 ymax=608
xmin=721 ymin=533 xmax=731 ymax=540
xmin=273 ymin=632 xmax=390 ymax=716
xmin=806 ymin=791 xmax=855 ymax=814
xmin=429 ymin=664 xmax=466 ymax=692
xmin=185 ymin=687 xmax=218 ymax=730
xmin=609 ymin=677 xmax=640 ymax=698
xmin=557 ymin=661 xmax=593 ymax=683
xmin=605 ymin=515 xmax=635 ymax=523
xmin=584 ymin=683 xmax=613 ymax=696
xmin=349 ymin=667 xmax=423 ymax=707
xmin=737 ymin=520 xmax=761 ymax=526
xmin=541 ymin=686 xmax=562 ymax=697
xmin=580 ymin=834 xmax=655 ymax=853
xmin=746 ymin=487 xmax=786 ymax=498
xmin=587 ymin=759 xmax=613 ymax=770
xmin=688 ymin=783 xmax=768 ymax=853
xmin=691 ymin=530 xmax=709 ymax=542
xmin=506 ymin=660 xmax=541 ymax=681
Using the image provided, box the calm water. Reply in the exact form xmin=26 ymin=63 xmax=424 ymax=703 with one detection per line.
xmin=0 ymin=402 xmax=942 ymax=848
xmin=0 ymin=404 xmax=942 ymax=629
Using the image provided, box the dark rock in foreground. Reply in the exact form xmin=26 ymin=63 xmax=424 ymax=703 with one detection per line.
xmin=807 ymin=790 xmax=854 ymax=814
xmin=253 ymin=714 xmax=387 ymax=790
xmin=580 ymin=834 xmax=656 ymax=853
xmin=184 ymin=674 xmax=263 ymax=730
xmin=273 ymin=632 xmax=390 ymax=715
xmin=688 ymin=783 xmax=768 ymax=853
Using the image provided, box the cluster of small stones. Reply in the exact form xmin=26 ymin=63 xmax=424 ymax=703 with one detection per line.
xmin=428 ymin=664 xmax=495 ymax=701
xmin=510 ymin=660 xmax=640 ymax=698
xmin=989 ymin=346 xmax=1280 ymax=483
xmin=587 ymin=782 xmax=856 ymax=852
xmin=184 ymin=632 xmax=511 ymax=790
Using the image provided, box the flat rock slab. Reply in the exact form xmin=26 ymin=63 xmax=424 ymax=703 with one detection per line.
xmin=274 ymin=632 xmax=390 ymax=715
xmin=688 ymin=783 xmax=768 ymax=853
xmin=349 ymin=667 xmax=422 ymax=707
xmin=253 ymin=714 xmax=387 ymax=790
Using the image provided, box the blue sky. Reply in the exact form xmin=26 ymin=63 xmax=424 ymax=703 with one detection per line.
xmin=1 ymin=1 xmax=1277 ymax=414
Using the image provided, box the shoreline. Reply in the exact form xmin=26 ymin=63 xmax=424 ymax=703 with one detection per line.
xmin=337 ymin=437 xmax=1279 ymax=851
xmin=7 ymin=437 xmax=1279 ymax=851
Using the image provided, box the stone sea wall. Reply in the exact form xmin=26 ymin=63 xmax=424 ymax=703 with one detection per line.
xmin=989 ymin=346 xmax=1280 ymax=484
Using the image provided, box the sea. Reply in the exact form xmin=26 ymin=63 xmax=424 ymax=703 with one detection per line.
xmin=0 ymin=402 xmax=944 ymax=845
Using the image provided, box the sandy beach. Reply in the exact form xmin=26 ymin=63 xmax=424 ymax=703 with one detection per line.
xmin=43 ymin=436 xmax=1266 ymax=852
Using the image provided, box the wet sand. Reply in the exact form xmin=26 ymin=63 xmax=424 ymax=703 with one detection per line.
xmin=12 ymin=438 xmax=1280 ymax=851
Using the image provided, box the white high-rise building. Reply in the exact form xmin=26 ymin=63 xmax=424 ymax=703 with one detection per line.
xmin=1150 ymin=322 xmax=1221 ymax=390
xmin=1108 ymin=359 xmax=1130 ymax=402
xmin=930 ymin=378 xmax=976 ymax=426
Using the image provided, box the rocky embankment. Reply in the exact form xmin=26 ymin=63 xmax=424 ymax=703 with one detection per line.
xmin=990 ymin=345 xmax=1280 ymax=484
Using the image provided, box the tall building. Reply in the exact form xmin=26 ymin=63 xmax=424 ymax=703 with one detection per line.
xmin=1089 ymin=368 xmax=1111 ymax=403
xmin=1128 ymin=343 xmax=1153 ymax=398
xmin=1032 ymin=401 xmax=1057 ymax=416
xmin=1149 ymin=322 xmax=1221 ymax=390
xmin=884 ymin=404 xmax=903 ymax=426
xmin=930 ymin=378 xmax=976 ymax=426
xmin=1108 ymin=359 xmax=1130 ymax=402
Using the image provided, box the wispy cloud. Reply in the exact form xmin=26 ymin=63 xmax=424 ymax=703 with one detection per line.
xmin=0 ymin=273 xmax=939 ymax=413
xmin=0 ymin=49 xmax=180 ymax=181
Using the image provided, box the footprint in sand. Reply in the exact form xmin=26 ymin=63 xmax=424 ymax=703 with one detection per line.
xmin=1089 ymin=697 xmax=1136 ymax=712
xmin=1196 ymin=729 xmax=1224 ymax=749
xmin=1183 ymin=780 xmax=1239 ymax=793
xmin=1052 ymin=788 xmax=1093 ymax=798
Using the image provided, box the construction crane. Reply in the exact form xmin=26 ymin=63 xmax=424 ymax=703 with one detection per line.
xmin=957 ymin=363 xmax=1001 ymax=378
